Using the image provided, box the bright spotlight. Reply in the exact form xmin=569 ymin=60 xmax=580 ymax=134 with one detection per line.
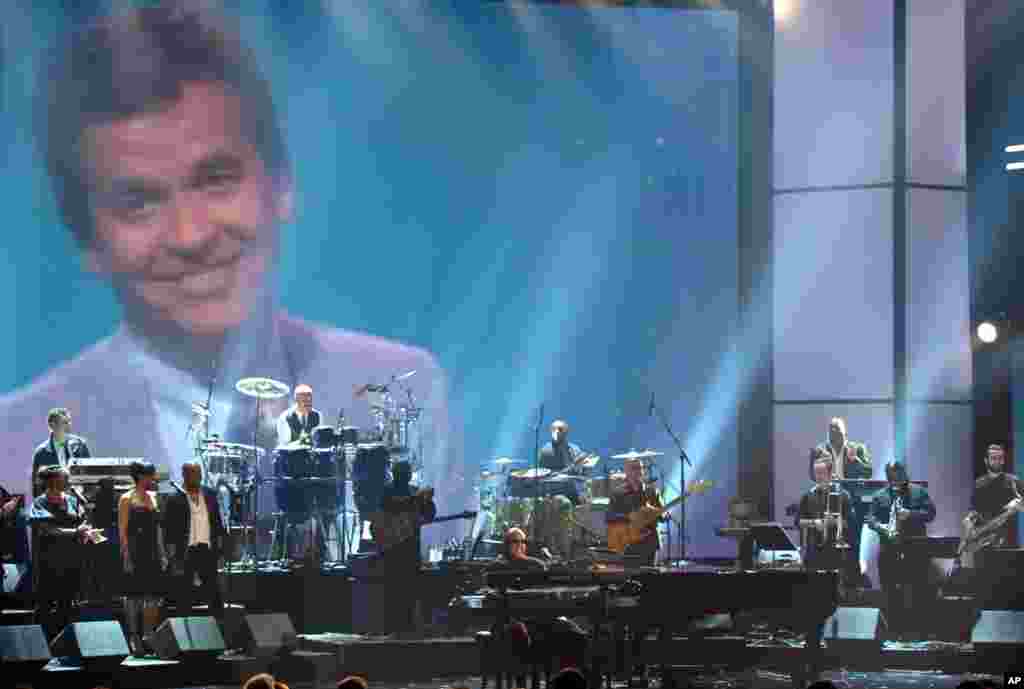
xmin=976 ymin=321 xmax=999 ymax=344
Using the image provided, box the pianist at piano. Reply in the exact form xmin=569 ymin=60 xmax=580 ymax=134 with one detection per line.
xmin=31 ymin=407 xmax=91 ymax=497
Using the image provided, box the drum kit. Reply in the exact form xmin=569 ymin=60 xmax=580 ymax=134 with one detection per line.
xmin=480 ymin=449 xmax=665 ymax=560
xmin=190 ymin=372 xmax=424 ymax=568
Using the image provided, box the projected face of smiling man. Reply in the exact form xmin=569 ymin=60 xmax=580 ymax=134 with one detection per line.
xmin=82 ymin=81 xmax=292 ymax=342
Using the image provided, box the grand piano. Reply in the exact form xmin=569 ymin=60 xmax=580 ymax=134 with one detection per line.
xmin=460 ymin=564 xmax=839 ymax=686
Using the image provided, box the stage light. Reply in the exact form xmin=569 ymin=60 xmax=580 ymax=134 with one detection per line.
xmin=977 ymin=321 xmax=999 ymax=344
xmin=1004 ymin=144 xmax=1024 ymax=154
xmin=1005 ymin=162 xmax=1024 ymax=172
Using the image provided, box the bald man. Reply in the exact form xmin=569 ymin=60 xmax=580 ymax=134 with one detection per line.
xmin=276 ymin=384 xmax=321 ymax=446
xmin=538 ymin=420 xmax=583 ymax=473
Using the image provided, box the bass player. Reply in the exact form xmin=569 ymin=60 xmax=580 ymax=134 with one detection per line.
xmin=960 ymin=443 xmax=1024 ymax=566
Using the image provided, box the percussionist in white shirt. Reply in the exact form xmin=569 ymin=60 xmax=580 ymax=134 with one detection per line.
xmin=276 ymin=384 xmax=321 ymax=446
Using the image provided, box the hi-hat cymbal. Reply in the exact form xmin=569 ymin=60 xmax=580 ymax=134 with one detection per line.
xmin=610 ymin=449 xmax=665 ymax=460
xmin=235 ymin=377 xmax=290 ymax=399
xmin=393 ymin=370 xmax=417 ymax=382
xmin=494 ymin=457 xmax=523 ymax=466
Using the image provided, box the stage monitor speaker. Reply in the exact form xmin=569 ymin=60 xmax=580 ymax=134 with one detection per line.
xmin=970 ymin=610 xmax=1024 ymax=648
xmin=0 ymin=624 xmax=51 ymax=672
xmin=50 ymin=620 xmax=129 ymax=669
xmin=150 ymin=616 xmax=226 ymax=659
xmin=236 ymin=613 xmax=297 ymax=657
xmin=822 ymin=607 xmax=884 ymax=650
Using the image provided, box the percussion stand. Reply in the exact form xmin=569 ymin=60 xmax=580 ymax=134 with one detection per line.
xmin=532 ymin=404 xmax=544 ymax=547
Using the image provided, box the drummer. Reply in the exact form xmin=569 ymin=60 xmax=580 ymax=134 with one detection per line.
xmin=275 ymin=384 xmax=322 ymax=446
xmin=538 ymin=420 xmax=584 ymax=474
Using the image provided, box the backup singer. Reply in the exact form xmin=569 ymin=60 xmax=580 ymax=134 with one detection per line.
xmin=796 ymin=459 xmax=855 ymax=574
xmin=164 ymin=462 xmax=226 ymax=619
xmin=276 ymin=384 xmax=321 ymax=446
xmin=118 ymin=461 xmax=166 ymax=656
xmin=31 ymin=408 xmax=90 ymax=497
xmin=606 ymin=457 xmax=663 ymax=565
xmin=866 ymin=462 xmax=935 ymax=638
xmin=538 ymin=420 xmax=583 ymax=473
xmin=30 ymin=466 xmax=93 ymax=636
xmin=964 ymin=444 xmax=1024 ymax=550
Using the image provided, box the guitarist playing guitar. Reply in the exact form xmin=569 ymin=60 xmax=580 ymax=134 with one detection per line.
xmin=606 ymin=458 xmax=664 ymax=564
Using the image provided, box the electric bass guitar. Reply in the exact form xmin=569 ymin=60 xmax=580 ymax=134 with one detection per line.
xmin=607 ymin=479 xmax=713 ymax=553
xmin=958 ymin=496 xmax=1024 ymax=566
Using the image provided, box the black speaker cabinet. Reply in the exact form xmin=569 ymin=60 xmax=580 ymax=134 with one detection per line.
xmin=50 ymin=620 xmax=128 ymax=669
xmin=235 ymin=613 xmax=297 ymax=657
xmin=0 ymin=624 xmax=51 ymax=672
xmin=822 ymin=607 xmax=884 ymax=650
xmin=150 ymin=616 xmax=226 ymax=659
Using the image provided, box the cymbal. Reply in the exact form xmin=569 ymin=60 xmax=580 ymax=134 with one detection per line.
xmin=276 ymin=440 xmax=310 ymax=451
xmin=610 ymin=449 xmax=665 ymax=460
xmin=235 ymin=377 xmax=290 ymax=399
xmin=393 ymin=370 xmax=417 ymax=382
xmin=494 ymin=457 xmax=523 ymax=465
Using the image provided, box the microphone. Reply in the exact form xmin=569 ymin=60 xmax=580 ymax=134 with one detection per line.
xmin=648 ymin=392 xmax=655 ymax=417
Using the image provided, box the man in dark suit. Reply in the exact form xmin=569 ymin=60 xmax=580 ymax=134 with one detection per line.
xmin=866 ymin=461 xmax=935 ymax=638
xmin=164 ymin=462 xmax=226 ymax=617
xmin=31 ymin=408 xmax=90 ymax=497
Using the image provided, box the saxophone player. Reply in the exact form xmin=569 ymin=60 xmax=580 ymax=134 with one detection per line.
xmin=866 ymin=461 xmax=935 ymax=639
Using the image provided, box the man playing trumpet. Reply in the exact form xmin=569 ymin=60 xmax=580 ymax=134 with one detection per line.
xmin=796 ymin=458 xmax=854 ymax=575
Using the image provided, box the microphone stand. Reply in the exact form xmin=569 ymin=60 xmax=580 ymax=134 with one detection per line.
xmin=533 ymin=405 xmax=544 ymax=548
xmin=651 ymin=395 xmax=691 ymax=565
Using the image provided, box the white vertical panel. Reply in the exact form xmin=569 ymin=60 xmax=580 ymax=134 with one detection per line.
xmin=774 ymin=189 xmax=894 ymax=400
xmin=903 ymin=403 xmax=973 ymax=544
xmin=906 ymin=188 xmax=971 ymax=401
xmin=774 ymin=0 xmax=894 ymax=189
xmin=907 ymin=0 xmax=966 ymax=186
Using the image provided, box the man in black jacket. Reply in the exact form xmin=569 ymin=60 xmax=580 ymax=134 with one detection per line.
xmin=866 ymin=461 xmax=936 ymax=638
xmin=31 ymin=408 xmax=90 ymax=497
xmin=164 ymin=462 xmax=226 ymax=617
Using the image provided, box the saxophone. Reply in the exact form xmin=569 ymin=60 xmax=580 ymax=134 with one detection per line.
xmin=880 ymin=494 xmax=902 ymax=542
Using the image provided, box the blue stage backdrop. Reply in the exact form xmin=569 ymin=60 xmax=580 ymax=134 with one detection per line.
xmin=1 ymin=2 xmax=741 ymax=557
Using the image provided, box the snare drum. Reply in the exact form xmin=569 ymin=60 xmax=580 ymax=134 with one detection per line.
xmin=588 ymin=472 xmax=626 ymax=500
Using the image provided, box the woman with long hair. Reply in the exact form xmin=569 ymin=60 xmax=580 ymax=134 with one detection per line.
xmin=118 ymin=461 xmax=166 ymax=656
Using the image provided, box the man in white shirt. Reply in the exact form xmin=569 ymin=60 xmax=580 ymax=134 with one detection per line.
xmin=0 ymin=4 xmax=469 ymax=542
xmin=165 ymin=462 xmax=225 ymax=616
xmin=276 ymin=384 xmax=321 ymax=447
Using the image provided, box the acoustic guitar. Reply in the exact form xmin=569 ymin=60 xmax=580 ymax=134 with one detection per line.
xmin=607 ymin=479 xmax=713 ymax=553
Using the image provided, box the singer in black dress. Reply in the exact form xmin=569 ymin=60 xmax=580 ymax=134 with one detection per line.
xmin=118 ymin=461 xmax=166 ymax=656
